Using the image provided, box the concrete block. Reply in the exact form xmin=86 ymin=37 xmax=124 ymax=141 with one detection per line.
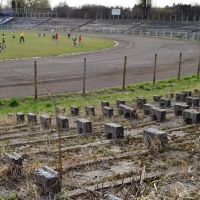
xmin=183 ymin=109 xmax=200 ymax=125
xmin=153 ymin=95 xmax=161 ymax=102
xmin=101 ymin=101 xmax=109 ymax=107
xmin=57 ymin=107 xmax=66 ymax=114
xmin=185 ymin=97 xmax=199 ymax=107
xmin=7 ymin=113 xmax=14 ymax=120
xmin=85 ymin=106 xmax=95 ymax=116
xmin=174 ymin=103 xmax=190 ymax=117
xmin=102 ymin=106 xmax=113 ymax=118
xmin=143 ymin=103 xmax=154 ymax=115
xmin=70 ymin=106 xmax=79 ymax=115
xmin=136 ymin=96 xmax=147 ymax=109
xmin=27 ymin=113 xmax=37 ymax=124
xmin=150 ymin=107 xmax=166 ymax=122
xmin=5 ymin=152 xmax=22 ymax=166
xmin=16 ymin=112 xmax=25 ymax=123
xmin=77 ymin=118 xmax=92 ymax=134
xmin=176 ymin=93 xmax=186 ymax=102
xmin=159 ymin=98 xmax=171 ymax=108
xmin=40 ymin=114 xmax=51 ymax=130
xmin=105 ymin=123 xmax=124 ymax=139
xmin=57 ymin=116 xmax=69 ymax=131
xmin=35 ymin=166 xmax=61 ymax=196
xmin=116 ymin=99 xmax=125 ymax=107
xmin=183 ymin=90 xmax=192 ymax=97
xmin=104 ymin=195 xmax=122 ymax=200
xmin=143 ymin=128 xmax=168 ymax=148
xmin=118 ymin=104 xmax=138 ymax=119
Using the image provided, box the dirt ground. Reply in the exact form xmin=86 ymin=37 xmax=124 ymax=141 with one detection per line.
xmin=0 ymin=93 xmax=200 ymax=199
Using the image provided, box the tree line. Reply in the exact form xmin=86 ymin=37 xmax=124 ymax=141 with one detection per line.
xmin=2 ymin=1 xmax=200 ymax=21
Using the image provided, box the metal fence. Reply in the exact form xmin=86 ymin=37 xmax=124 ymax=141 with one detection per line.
xmin=0 ymin=24 xmax=200 ymax=41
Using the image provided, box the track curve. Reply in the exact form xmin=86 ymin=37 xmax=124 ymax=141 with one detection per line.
xmin=0 ymin=34 xmax=199 ymax=98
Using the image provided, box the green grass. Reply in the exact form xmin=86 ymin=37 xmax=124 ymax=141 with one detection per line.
xmin=0 ymin=30 xmax=115 ymax=60
xmin=0 ymin=74 xmax=200 ymax=117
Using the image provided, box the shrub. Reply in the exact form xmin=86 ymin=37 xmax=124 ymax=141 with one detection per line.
xmin=46 ymin=102 xmax=52 ymax=108
xmin=156 ymin=85 xmax=162 ymax=90
xmin=138 ymin=84 xmax=145 ymax=89
xmin=0 ymin=100 xmax=2 ymax=106
xmin=9 ymin=98 xmax=19 ymax=107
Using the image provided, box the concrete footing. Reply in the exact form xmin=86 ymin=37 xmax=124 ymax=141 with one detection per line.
xmin=143 ymin=128 xmax=168 ymax=148
xmin=27 ymin=113 xmax=37 ymax=124
xmin=105 ymin=123 xmax=124 ymax=139
xmin=143 ymin=103 xmax=154 ymax=115
xmin=118 ymin=104 xmax=138 ymax=119
xmin=16 ymin=112 xmax=25 ymax=123
xmin=174 ymin=103 xmax=190 ymax=117
xmin=85 ymin=106 xmax=95 ymax=116
xmin=183 ymin=109 xmax=200 ymax=125
xmin=70 ymin=106 xmax=79 ymax=115
xmin=77 ymin=118 xmax=92 ymax=134
xmin=159 ymin=98 xmax=171 ymax=108
xmin=185 ymin=97 xmax=199 ymax=107
xmin=57 ymin=116 xmax=69 ymax=131
xmin=35 ymin=166 xmax=61 ymax=197
xmin=102 ymin=106 xmax=113 ymax=118
xmin=136 ymin=96 xmax=146 ymax=109
xmin=40 ymin=115 xmax=51 ymax=130
xmin=150 ymin=107 xmax=166 ymax=122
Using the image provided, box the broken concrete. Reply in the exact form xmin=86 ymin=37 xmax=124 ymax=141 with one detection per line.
xmin=185 ymin=97 xmax=199 ymax=107
xmin=70 ymin=106 xmax=79 ymax=115
xmin=27 ymin=113 xmax=37 ymax=124
xmin=16 ymin=112 xmax=25 ymax=123
xmin=136 ymin=96 xmax=147 ymax=109
xmin=57 ymin=116 xmax=69 ymax=132
xmin=143 ymin=103 xmax=154 ymax=115
xmin=35 ymin=166 xmax=61 ymax=197
xmin=85 ymin=106 xmax=95 ymax=116
xmin=40 ymin=114 xmax=51 ymax=130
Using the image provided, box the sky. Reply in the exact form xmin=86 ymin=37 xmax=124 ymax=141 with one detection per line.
xmin=50 ymin=0 xmax=198 ymax=8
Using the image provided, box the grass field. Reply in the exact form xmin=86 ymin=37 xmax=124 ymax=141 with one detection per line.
xmin=0 ymin=75 xmax=200 ymax=117
xmin=0 ymin=30 xmax=116 ymax=59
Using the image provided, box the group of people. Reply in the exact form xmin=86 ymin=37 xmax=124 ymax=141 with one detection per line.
xmin=0 ymin=29 xmax=83 ymax=52
xmin=51 ymin=29 xmax=83 ymax=46
xmin=72 ymin=33 xmax=83 ymax=46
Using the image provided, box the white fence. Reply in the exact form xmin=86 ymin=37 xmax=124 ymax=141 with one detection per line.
xmin=0 ymin=24 xmax=200 ymax=41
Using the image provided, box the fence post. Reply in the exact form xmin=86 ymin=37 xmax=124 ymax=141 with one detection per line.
xmin=198 ymin=53 xmax=200 ymax=76
xmin=34 ymin=60 xmax=37 ymax=100
xmin=178 ymin=53 xmax=182 ymax=81
xmin=122 ymin=56 xmax=127 ymax=90
xmin=83 ymin=58 xmax=86 ymax=95
xmin=153 ymin=54 xmax=157 ymax=84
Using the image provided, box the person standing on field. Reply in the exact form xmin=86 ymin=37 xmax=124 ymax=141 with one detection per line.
xmin=78 ymin=34 xmax=83 ymax=46
xmin=12 ymin=31 xmax=15 ymax=42
xmin=20 ymin=31 xmax=25 ymax=43
xmin=67 ymin=29 xmax=71 ymax=39
xmin=2 ymin=34 xmax=6 ymax=48
xmin=55 ymin=32 xmax=58 ymax=44
xmin=72 ymin=33 xmax=77 ymax=46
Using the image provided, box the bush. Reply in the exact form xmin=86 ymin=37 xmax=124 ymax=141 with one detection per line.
xmin=9 ymin=98 xmax=19 ymax=107
xmin=8 ymin=193 xmax=17 ymax=200
xmin=46 ymin=102 xmax=52 ymax=108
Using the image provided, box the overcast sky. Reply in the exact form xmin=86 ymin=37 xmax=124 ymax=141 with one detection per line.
xmin=50 ymin=0 xmax=198 ymax=8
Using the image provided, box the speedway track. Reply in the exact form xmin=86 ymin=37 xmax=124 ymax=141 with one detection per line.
xmin=0 ymin=34 xmax=199 ymax=98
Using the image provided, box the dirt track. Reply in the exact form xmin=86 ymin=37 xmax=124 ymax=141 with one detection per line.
xmin=0 ymin=34 xmax=200 ymax=98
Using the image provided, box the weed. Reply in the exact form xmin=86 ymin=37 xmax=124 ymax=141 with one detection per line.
xmin=46 ymin=102 xmax=52 ymax=108
xmin=8 ymin=193 xmax=16 ymax=200
xmin=9 ymin=98 xmax=19 ymax=107
xmin=98 ymin=147 xmax=104 ymax=153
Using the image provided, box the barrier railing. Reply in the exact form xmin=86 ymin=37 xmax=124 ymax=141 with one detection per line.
xmin=0 ymin=24 xmax=200 ymax=41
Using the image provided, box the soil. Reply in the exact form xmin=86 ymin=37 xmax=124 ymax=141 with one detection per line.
xmin=0 ymin=95 xmax=200 ymax=199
